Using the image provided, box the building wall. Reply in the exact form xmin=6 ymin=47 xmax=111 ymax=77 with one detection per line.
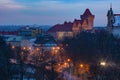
xmin=82 ymin=20 xmax=89 ymax=30
xmin=72 ymin=22 xmax=81 ymax=35
xmin=18 ymin=27 xmax=42 ymax=37
xmin=56 ymin=31 xmax=73 ymax=40
xmin=48 ymin=9 xmax=95 ymax=41
xmin=87 ymin=16 xmax=94 ymax=29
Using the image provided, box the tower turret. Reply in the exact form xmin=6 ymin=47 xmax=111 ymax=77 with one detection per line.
xmin=107 ymin=4 xmax=115 ymax=33
xmin=81 ymin=8 xmax=95 ymax=30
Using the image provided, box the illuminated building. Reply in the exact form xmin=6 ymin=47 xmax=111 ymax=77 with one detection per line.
xmin=33 ymin=34 xmax=57 ymax=51
xmin=18 ymin=26 xmax=42 ymax=38
xmin=47 ymin=8 xmax=95 ymax=40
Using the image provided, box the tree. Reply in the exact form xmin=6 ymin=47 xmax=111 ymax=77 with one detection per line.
xmin=62 ymin=30 xmax=120 ymax=65
xmin=62 ymin=31 xmax=120 ymax=79
xmin=0 ymin=36 xmax=14 ymax=80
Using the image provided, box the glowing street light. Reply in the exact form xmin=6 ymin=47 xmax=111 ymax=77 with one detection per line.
xmin=57 ymin=47 xmax=60 ymax=50
xmin=80 ymin=64 xmax=84 ymax=68
xmin=58 ymin=63 xmax=61 ymax=66
xmin=23 ymin=47 xmax=26 ymax=50
xmin=64 ymin=62 xmax=69 ymax=67
xmin=52 ymin=46 xmax=60 ymax=55
xmin=100 ymin=61 xmax=106 ymax=66
xmin=36 ymin=48 xmax=39 ymax=51
xmin=55 ymin=50 xmax=58 ymax=53
xmin=28 ymin=47 xmax=31 ymax=50
xmin=52 ymin=47 xmax=55 ymax=50
xmin=12 ymin=45 xmax=15 ymax=49
xmin=67 ymin=58 xmax=71 ymax=62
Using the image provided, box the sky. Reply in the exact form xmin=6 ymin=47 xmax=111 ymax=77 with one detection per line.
xmin=0 ymin=0 xmax=120 ymax=26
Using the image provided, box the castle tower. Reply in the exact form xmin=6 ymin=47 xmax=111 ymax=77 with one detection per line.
xmin=107 ymin=4 xmax=115 ymax=33
xmin=81 ymin=8 xmax=95 ymax=30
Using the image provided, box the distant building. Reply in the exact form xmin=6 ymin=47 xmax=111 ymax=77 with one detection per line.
xmin=6 ymin=36 xmax=23 ymax=47
xmin=107 ymin=5 xmax=120 ymax=36
xmin=0 ymin=25 xmax=20 ymax=35
xmin=48 ymin=8 xmax=95 ymax=40
xmin=33 ymin=34 xmax=57 ymax=52
xmin=113 ymin=14 xmax=120 ymax=26
xmin=18 ymin=26 xmax=42 ymax=38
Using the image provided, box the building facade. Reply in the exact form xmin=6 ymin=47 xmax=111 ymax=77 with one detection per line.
xmin=18 ymin=26 xmax=42 ymax=38
xmin=48 ymin=8 xmax=95 ymax=40
xmin=33 ymin=34 xmax=57 ymax=52
xmin=107 ymin=5 xmax=120 ymax=36
xmin=0 ymin=25 xmax=20 ymax=35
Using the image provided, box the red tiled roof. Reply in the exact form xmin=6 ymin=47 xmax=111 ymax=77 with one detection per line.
xmin=48 ymin=22 xmax=73 ymax=33
xmin=74 ymin=19 xmax=84 ymax=25
xmin=81 ymin=8 xmax=94 ymax=19
xmin=47 ymin=24 xmax=61 ymax=32
xmin=74 ymin=19 xmax=80 ymax=23
xmin=0 ymin=31 xmax=18 ymax=35
xmin=48 ymin=8 xmax=94 ymax=33
xmin=64 ymin=22 xmax=73 ymax=31
xmin=83 ymin=8 xmax=93 ymax=16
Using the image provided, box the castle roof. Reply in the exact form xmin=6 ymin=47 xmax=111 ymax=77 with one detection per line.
xmin=81 ymin=8 xmax=94 ymax=19
xmin=48 ymin=8 xmax=94 ymax=33
xmin=74 ymin=19 xmax=84 ymax=25
xmin=47 ymin=22 xmax=73 ymax=33
xmin=83 ymin=8 xmax=93 ymax=16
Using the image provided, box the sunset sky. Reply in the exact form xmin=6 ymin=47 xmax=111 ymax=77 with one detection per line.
xmin=0 ymin=0 xmax=120 ymax=26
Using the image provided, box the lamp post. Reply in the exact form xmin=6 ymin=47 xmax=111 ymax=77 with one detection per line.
xmin=12 ymin=45 xmax=15 ymax=49
xmin=99 ymin=61 xmax=107 ymax=80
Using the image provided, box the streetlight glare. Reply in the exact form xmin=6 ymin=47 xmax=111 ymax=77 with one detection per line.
xmin=57 ymin=47 xmax=60 ymax=50
xmin=23 ymin=47 xmax=26 ymax=50
xmin=36 ymin=48 xmax=39 ymax=51
xmin=55 ymin=50 xmax=58 ymax=53
xmin=12 ymin=45 xmax=15 ymax=49
xmin=80 ymin=64 xmax=84 ymax=68
xmin=67 ymin=59 xmax=71 ymax=62
xmin=28 ymin=47 xmax=31 ymax=50
xmin=52 ymin=47 xmax=55 ymax=50
xmin=100 ymin=61 xmax=106 ymax=66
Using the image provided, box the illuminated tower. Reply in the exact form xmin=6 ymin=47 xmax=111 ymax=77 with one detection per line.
xmin=107 ymin=4 xmax=115 ymax=33
xmin=81 ymin=8 xmax=95 ymax=30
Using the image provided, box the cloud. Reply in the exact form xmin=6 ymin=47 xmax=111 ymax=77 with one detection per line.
xmin=0 ymin=0 xmax=26 ymax=10
xmin=0 ymin=0 xmax=120 ymax=26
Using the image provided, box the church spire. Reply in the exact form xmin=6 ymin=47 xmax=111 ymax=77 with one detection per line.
xmin=110 ymin=3 xmax=112 ymax=10
xmin=107 ymin=3 xmax=114 ymax=33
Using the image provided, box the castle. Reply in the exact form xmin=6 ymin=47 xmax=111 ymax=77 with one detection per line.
xmin=107 ymin=5 xmax=120 ymax=36
xmin=48 ymin=8 xmax=95 ymax=40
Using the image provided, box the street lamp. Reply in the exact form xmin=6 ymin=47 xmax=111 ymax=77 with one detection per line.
xmin=23 ymin=47 xmax=26 ymax=50
xmin=52 ymin=46 xmax=61 ymax=59
xmin=67 ymin=58 xmax=71 ymax=62
xmin=80 ymin=64 xmax=84 ymax=68
xmin=36 ymin=47 xmax=39 ymax=51
xmin=100 ymin=61 xmax=106 ymax=66
xmin=28 ymin=47 xmax=31 ymax=50
xmin=56 ymin=47 xmax=60 ymax=50
xmin=12 ymin=45 xmax=15 ymax=49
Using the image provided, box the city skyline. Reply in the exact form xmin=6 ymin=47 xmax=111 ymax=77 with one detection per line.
xmin=0 ymin=0 xmax=120 ymax=26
